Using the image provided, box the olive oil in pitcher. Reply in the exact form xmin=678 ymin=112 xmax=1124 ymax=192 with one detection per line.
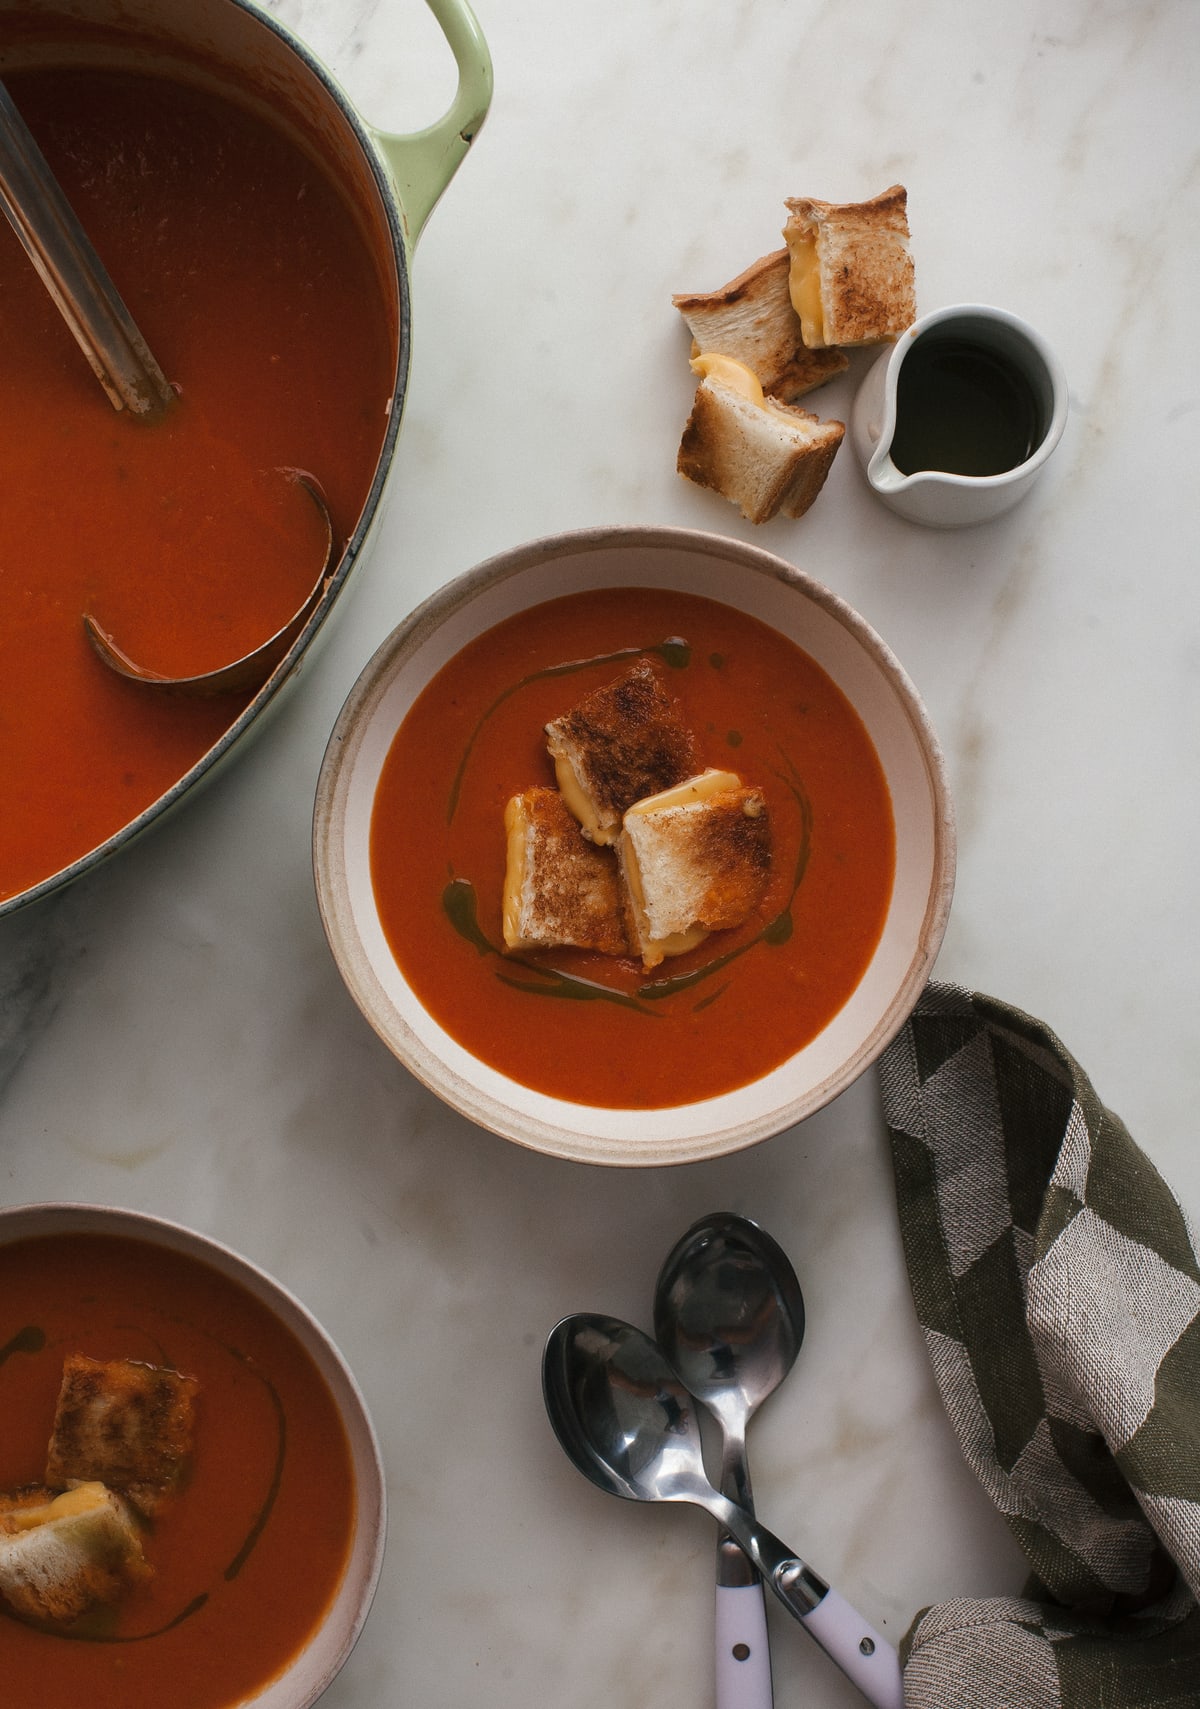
xmin=889 ymin=336 xmax=1041 ymax=477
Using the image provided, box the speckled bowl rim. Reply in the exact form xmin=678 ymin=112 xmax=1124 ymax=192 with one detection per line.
xmin=313 ymin=525 xmax=957 ymax=1166
xmin=0 ymin=1201 xmax=386 ymax=1709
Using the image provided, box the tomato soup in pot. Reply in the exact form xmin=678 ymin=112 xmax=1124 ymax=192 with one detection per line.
xmin=0 ymin=2 xmax=405 ymax=908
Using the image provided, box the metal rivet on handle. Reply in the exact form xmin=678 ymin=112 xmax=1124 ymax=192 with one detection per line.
xmin=860 ymin=1638 xmax=876 ymax=1656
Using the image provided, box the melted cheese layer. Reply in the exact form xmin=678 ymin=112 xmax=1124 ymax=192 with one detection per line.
xmin=787 ymin=231 xmax=826 ymax=347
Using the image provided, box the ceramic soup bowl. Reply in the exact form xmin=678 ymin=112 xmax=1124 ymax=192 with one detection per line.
xmin=313 ymin=525 xmax=956 ymax=1166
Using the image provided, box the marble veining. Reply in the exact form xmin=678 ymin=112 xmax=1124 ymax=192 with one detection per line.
xmin=1 ymin=0 xmax=1197 ymax=1703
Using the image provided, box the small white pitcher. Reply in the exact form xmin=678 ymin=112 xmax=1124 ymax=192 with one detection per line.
xmin=850 ymin=304 xmax=1068 ymax=528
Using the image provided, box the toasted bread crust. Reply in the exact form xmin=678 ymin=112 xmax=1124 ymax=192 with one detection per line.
xmin=545 ymin=661 xmax=700 ymax=838
xmin=782 ymin=184 xmax=915 ymax=347
xmin=678 ymin=379 xmax=844 ymax=523
xmin=504 ymin=788 xmax=630 ymax=955
xmin=620 ymin=785 xmax=771 ymax=964
xmin=0 ymin=1486 xmax=149 ymax=1626
xmin=46 ymin=1355 xmax=198 ymax=1516
xmin=673 ymin=249 xmax=848 ymax=400
xmin=0 ymin=1486 xmax=61 ymax=1527
xmin=676 ymin=787 xmax=771 ymax=928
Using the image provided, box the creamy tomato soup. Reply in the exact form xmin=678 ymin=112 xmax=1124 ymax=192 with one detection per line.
xmin=370 ymin=587 xmax=896 ymax=1109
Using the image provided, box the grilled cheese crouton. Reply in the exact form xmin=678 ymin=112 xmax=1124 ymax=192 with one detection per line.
xmin=503 ymin=788 xmax=631 ymax=955
xmin=678 ymin=365 xmax=844 ymax=524
xmin=782 ymin=185 xmax=915 ymax=349
xmin=618 ymin=771 xmax=771 ymax=968
xmin=0 ymin=1481 xmax=149 ymax=1626
xmin=46 ymin=1356 xmax=198 ymax=1517
xmin=545 ymin=661 xmax=700 ymax=846
xmin=672 ymin=249 xmax=849 ymax=401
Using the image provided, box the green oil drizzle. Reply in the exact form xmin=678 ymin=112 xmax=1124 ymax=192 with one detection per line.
xmin=447 ymin=636 xmax=690 ymax=821
xmin=443 ymin=871 xmax=494 ymax=956
xmin=0 ymin=1325 xmax=45 ymax=1365
xmin=58 ymin=1590 xmax=211 ymax=1645
xmin=443 ymin=879 xmax=657 ymax=1014
xmin=222 ymin=1359 xmax=286 ymax=1582
xmin=496 ymin=967 xmax=658 ymax=1013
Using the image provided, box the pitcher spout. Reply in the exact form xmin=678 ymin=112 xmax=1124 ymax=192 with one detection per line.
xmin=866 ymin=448 xmax=908 ymax=495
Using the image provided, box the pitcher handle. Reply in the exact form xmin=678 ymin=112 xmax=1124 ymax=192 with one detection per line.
xmin=372 ymin=0 xmax=493 ymax=247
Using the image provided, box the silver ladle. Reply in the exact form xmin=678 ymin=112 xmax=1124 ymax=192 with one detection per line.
xmin=542 ymin=1313 xmax=902 ymax=1709
xmin=82 ymin=471 xmax=337 ymax=698
xmin=0 ymin=76 xmax=173 ymax=417
xmin=653 ymin=1213 xmax=806 ymax=1709
xmin=0 ymin=79 xmax=338 ymax=697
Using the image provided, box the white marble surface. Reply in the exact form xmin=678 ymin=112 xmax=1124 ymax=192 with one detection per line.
xmin=2 ymin=0 xmax=1198 ymax=1703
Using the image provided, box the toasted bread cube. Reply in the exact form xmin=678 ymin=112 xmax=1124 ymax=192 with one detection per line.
xmin=0 ymin=1481 xmax=149 ymax=1626
xmin=678 ymin=375 xmax=844 ymax=524
xmin=503 ymin=788 xmax=631 ymax=955
xmin=618 ymin=772 xmax=771 ymax=969
xmin=673 ymin=248 xmax=849 ymax=401
xmin=46 ymin=1355 xmax=198 ymax=1516
xmin=545 ymin=661 xmax=700 ymax=846
xmin=782 ymin=184 xmax=915 ymax=349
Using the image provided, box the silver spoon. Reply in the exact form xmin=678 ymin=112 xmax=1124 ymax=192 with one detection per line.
xmin=0 ymin=76 xmax=173 ymax=417
xmin=542 ymin=1313 xmax=902 ymax=1709
xmin=654 ymin=1213 xmax=805 ymax=1709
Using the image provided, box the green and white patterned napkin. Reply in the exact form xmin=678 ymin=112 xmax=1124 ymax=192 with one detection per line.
xmin=878 ymin=983 xmax=1200 ymax=1706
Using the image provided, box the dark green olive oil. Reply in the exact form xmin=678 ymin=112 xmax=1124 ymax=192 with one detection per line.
xmin=890 ymin=337 xmax=1042 ymax=477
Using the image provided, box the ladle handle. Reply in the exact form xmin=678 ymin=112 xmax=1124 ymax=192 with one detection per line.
xmin=718 ymin=1502 xmax=903 ymax=1708
xmin=0 ymin=78 xmax=173 ymax=416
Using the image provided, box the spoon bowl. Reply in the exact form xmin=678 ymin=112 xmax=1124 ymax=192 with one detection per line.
xmin=543 ymin=1311 xmax=714 ymax=1509
xmin=654 ymin=1212 xmax=804 ymax=1503
xmin=542 ymin=1313 xmax=903 ymax=1709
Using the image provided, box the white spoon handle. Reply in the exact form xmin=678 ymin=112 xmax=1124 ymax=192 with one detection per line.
xmin=800 ymin=1586 xmax=903 ymax=1708
xmin=715 ymin=1498 xmax=902 ymax=1709
xmin=715 ymin=1580 xmax=773 ymax=1709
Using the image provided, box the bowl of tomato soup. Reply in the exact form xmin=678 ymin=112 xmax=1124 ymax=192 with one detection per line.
xmin=0 ymin=1201 xmax=384 ymax=1709
xmin=314 ymin=528 xmax=956 ymax=1165
xmin=0 ymin=0 xmax=491 ymax=919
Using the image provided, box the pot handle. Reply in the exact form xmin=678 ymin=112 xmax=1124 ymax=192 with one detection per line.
xmin=373 ymin=0 xmax=492 ymax=247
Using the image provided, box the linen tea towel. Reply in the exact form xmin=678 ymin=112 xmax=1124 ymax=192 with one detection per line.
xmin=878 ymin=983 xmax=1200 ymax=1706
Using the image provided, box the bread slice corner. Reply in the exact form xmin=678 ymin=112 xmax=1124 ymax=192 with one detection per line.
xmin=782 ymin=183 xmax=915 ymax=349
xmin=677 ymin=376 xmax=845 ymax=523
xmin=672 ymin=248 xmax=849 ymax=400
